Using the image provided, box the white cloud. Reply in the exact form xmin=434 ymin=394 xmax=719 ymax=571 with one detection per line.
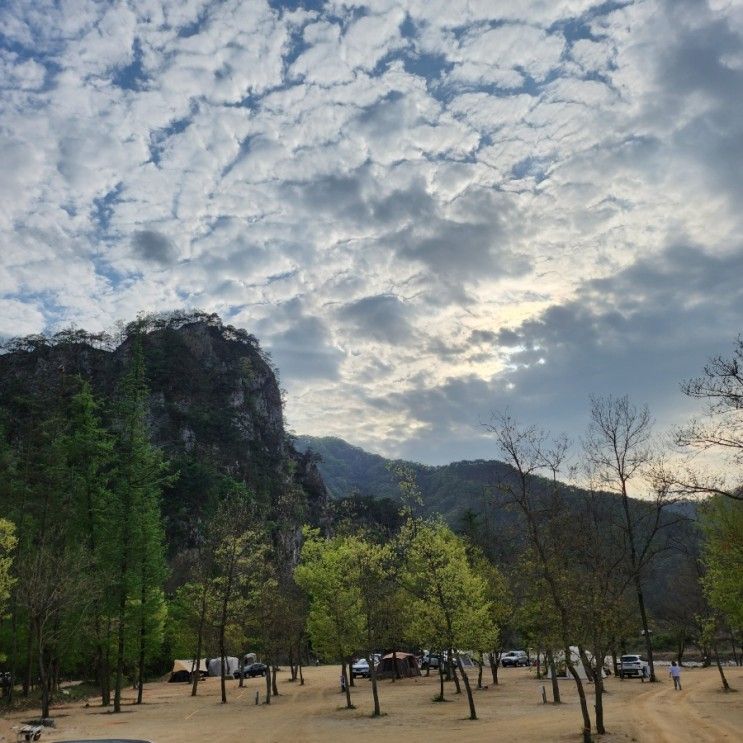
xmin=0 ymin=0 xmax=741 ymax=463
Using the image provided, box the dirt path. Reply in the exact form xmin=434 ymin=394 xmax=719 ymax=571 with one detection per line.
xmin=2 ymin=666 xmax=740 ymax=742
xmin=633 ymin=667 xmax=742 ymax=742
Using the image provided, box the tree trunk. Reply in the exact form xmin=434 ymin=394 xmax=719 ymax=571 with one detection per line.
xmin=369 ymin=654 xmax=381 ymax=717
xmin=547 ymin=649 xmax=560 ymax=703
xmin=713 ymin=643 xmax=732 ymax=692
xmin=23 ymin=625 xmax=33 ymax=697
xmin=636 ymin=584 xmax=656 ymax=681
xmin=565 ymin=647 xmax=592 ymax=743
xmin=457 ymin=654 xmax=477 ymax=720
xmin=191 ymin=587 xmax=207 ymax=697
xmin=102 ymin=617 xmax=111 ymax=706
xmin=289 ymin=647 xmax=296 ymax=682
xmin=342 ymin=660 xmax=353 ymax=709
xmin=450 ymin=655 xmax=462 ymax=694
xmin=8 ymin=602 xmax=18 ymax=703
xmin=611 ymin=644 xmax=619 ymax=677
xmin=477 ymin=652 xmax=483 ymax=688
xmin=264 ymin=663 xmax=271 ymax=704
xmin=38 ymin=632 xmax=51 ymax=720
xmin=489 ymin=648 xmax=499 ymax=685
xmin=136 ymin=576 xmax=146 ymax=704
xmin=219 ymin=644 xmax=227 ymax=704
xmin=272 ymin=665 xmax=279 ymax=696
xmin=578 ymin=646 xmax=595 ymax=683
xmin=594 ymin=668 xmax=605 ymax=735
xmin=299 ymin=658 xmax=304 ymax=686
xmin=113 ymin=574 xmax=127 ymax=713
xmin=592 ymin=645 xmax=606 ymax=735
xmin=536 ymin=649 xmax=542 ymax=679
xmin=437 ymin=656 xmax=446 ymax=701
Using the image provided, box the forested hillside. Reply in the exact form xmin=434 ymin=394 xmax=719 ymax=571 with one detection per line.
xmin=0 ymin=312 xmax=327 ymax=713
xmin=296 ymin=434 xmax=701 ymax=617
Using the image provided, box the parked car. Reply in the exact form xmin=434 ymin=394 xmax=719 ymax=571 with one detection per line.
xmin=420 ymin=653 xmax=441 ymax=670
xmin=233 ymin=662 xmax=267 ymax=679
xmin=619 ymin=654 xmax=649 ymax=679
xmin=351 ymin=659 xmax=371 ymax=678
xmin=501 ymin=650 xmax=529 ymax=667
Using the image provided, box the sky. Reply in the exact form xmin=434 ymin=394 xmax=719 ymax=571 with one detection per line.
xmin=1 ymin=0 xmax=742 ymax=465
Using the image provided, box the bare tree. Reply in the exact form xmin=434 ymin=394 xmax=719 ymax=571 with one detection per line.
xmin=486 ymin=414 xmax=594 ymax=743
xmin=584 ymin=395 xmax=676 ymax=682
xmin=662 ymin=339 xmax=743 ymax=501
xmin=17 ymin=546 xmax=94 ymax=719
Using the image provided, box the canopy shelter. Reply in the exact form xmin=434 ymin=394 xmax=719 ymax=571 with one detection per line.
xmin=169 ymin=658 xmax=208 ymax=683
xmin=376 ymin=651 xmax=421 ymax=679
xmin=208 ymin=656 xmax=240 ymax=677
xmin=456 ymin=652 xmax=476 ymax=668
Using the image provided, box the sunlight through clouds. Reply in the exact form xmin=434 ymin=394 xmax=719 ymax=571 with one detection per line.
xmin=1 ymin=0 xmax=741 ymax=461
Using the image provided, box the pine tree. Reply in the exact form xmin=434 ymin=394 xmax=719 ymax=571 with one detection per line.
xmin=111 ymin=334 xmax=169 ymax=712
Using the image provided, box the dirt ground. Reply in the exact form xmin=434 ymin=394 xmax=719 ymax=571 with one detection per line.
xmin=2 ymin=665 xmax=741 ymax=743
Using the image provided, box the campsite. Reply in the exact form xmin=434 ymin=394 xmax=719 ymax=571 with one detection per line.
xmin=1 ymin=664 xmax=741 ymax=743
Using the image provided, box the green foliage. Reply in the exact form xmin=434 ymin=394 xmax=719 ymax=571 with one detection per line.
xmin=702 ymin=497 xmax=743 ymax=629
xmin=295 ymin=530 xmax=366 ymax=662
xmin=403 ymin=521 xmax=498 ymax=654
xmin=0 ymin=518 xmax=16 ymax=622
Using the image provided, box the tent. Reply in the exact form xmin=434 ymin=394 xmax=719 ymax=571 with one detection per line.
xmin=376 ymin=652 xmax=421 ymax=679
xmin=545 ymin=647 xmax=606 ymax=681
xmin=243 ymin=652 xmax=257 ymax=666
xmin=169 ymin=658 xmax=208 ymax=683
xmin=456 ymin=652 xmax=476 ymax=668
xmin=207 ymin=656 xmax=240 ymax=677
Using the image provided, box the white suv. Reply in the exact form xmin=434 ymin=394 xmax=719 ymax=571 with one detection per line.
xmin=619 ymin=654 xmax=649 ymax=679
xmin=501 ymin=650 xmax=529 ymax=667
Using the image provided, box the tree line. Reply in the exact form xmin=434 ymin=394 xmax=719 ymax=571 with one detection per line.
xmin=1 ymin=334 xmax=741 ymax=741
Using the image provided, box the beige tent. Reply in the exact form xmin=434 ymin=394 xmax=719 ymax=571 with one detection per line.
xmin=169 ymin=658 xmax=208 ymax=682
xmin=376 ymin=652 xmax=421 ymax=679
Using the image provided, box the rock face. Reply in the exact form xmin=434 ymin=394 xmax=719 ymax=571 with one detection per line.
xmin=0 ymin=312 xmax=329 ymax=551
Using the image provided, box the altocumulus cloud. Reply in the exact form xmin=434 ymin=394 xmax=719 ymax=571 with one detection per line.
xmin=0 ymin=0 xmax=741 ymax=463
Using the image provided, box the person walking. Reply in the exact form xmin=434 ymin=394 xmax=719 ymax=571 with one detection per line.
xmin=669 ymin=661 xmax=682 ymax=690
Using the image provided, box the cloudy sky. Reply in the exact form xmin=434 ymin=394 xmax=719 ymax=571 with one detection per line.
xmin=1 ymin=0 xmax=741 ymax=464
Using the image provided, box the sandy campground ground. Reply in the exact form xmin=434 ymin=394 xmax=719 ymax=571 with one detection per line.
xmin=2 ymin=665 xmax=742 ymax=743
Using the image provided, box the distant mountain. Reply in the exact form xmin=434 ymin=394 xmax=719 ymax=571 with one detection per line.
xmin=295 ymin=435 xmax=557 ymax=526
xmin=295 ymin=434 xmax=698 ymax=545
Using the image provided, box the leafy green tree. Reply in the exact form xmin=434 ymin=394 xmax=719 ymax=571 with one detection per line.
xmin=702 ymin=497 xmax=743 ymax=629
xmin=0 ymin=519 xmax=16 ymax=623
xmin=702 ymin=496 xmax=742 ymax=691
xmin=295 ymin=530 xmax=365 ymax=710
xmin=402 ymin=521 xmax=497 ymax=719
xmin=469 ymin=548 xmax=513 ymax=687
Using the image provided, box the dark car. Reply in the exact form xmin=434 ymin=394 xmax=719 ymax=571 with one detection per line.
xmin=233 ymin=662 xmax=267 ymax=679
xmin=420 ymin=653 xmax=441 ymax=670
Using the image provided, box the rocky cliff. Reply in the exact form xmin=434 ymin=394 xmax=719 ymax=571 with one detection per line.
xmin=0 ymin=312 xmax=329 ymax=553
